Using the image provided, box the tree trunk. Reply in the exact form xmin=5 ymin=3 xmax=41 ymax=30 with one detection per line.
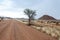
xmin=28 ymin=18 xmax=31 ymax=26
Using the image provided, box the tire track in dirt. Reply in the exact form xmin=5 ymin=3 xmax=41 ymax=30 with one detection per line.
xmin=9 ymin=21 xmax=17 ymax=40
xmin=0 ymin=22 xmax=11 ymax=34
xmin=14 ymin=23 xmax=29 ymax=40
xmin=9 ymin=20 xmax=28 ymax=40
xmin=0 ymin=20 xmax=14 ymax=40
xmin=0 ymin=20 xmax=11 ymax=33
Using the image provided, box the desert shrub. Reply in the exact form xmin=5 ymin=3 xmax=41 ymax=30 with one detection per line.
xmin=0 ymin=17 xmax=4 ymax=22
xmin=56 ymin=22 xmax=59 ymax=25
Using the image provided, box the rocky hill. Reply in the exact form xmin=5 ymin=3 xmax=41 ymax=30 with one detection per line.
xmin=39 ymin=15 xmax=56 ymax=20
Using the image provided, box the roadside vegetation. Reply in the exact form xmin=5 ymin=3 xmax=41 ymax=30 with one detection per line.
xmin=32 ymin=25 xmax=60 ymax=40
xmin=21 ymin=20 xmax=60 ymax=40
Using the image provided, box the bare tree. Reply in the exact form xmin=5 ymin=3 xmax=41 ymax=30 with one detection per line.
xmin=24 ymin=9 xmax=36 ymax=26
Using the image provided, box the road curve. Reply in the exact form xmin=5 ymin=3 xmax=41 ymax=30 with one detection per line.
xmin=0 ymin=20 xmax=57 ymax=40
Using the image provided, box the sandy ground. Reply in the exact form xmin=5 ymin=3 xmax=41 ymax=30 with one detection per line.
xmin=0 ymin=20 xmax=57 ymax=40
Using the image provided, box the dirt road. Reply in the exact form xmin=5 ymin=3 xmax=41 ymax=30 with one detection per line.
xmin=0 ymin=20 xmax=57 ymax=40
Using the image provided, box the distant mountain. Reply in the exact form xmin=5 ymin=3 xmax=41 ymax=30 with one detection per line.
xmin=39 ymin=15 xmax=56 ymax=20
xmin=15 ymin=18 xmax=28 ymax=21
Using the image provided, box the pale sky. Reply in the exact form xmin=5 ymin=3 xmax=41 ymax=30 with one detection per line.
xmin=0 ymin=0 xmax=60 ymax=19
